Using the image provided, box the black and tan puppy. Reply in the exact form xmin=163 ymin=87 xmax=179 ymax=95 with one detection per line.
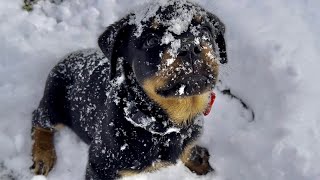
xmin=31 ymin=0 xmax=227 ymax=179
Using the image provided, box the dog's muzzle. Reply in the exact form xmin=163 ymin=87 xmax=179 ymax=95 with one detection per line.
xmin=157 ymin=74 xmax=211 ymax=96
xmin=178 ymin=43 xmax=202 ymax=59
xmin=157 ymin=40 xmax=216 ymax=97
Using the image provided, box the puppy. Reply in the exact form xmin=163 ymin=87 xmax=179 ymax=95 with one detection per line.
xmin=30 ymin=1 xmax=227 ymax=179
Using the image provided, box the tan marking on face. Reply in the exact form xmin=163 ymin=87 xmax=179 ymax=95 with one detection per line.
xmin=194 ymin=15 xmax=203 ymax=23
xmin=143 ymin=77 xmax=210 ymax=125
xmin=156 ymin=50 xmax=181 ymax=78
xmin=141 ymin=45 xmax=219 ymax=125
xmin=159 ymin=43 xmax=219 ymax=82
xmin=151 ymin=18 xmax=160 ymax=30
xmin=200 ymin=43 xmax=219 ymax=82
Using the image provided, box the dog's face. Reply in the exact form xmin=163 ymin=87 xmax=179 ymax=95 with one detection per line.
xmin=98 ymin=1 xmax=227 ymax=124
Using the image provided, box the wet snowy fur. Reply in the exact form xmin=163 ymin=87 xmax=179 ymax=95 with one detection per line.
xmin=31 ymin=1 xmax=226 ymax=179
xmin=33 ymin=49 xmax=204 ymax=179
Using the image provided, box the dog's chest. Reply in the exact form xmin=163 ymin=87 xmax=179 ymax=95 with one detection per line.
xmin=118 ymin=101 xmax=203 ymax=162
xmin=110 ymin=117 xmax=203 ymax=170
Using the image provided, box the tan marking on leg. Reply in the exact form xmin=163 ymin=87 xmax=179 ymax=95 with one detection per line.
xmin=53 ymin=123 xmax=65 ymax=131
xmin=180 ymin=142 xmax=196 ymax=164
xmin=118 ymin=161 xmax=172 ymax=178
xmin=118 ymin=170 xmax=140 ymax=178
xmin=143 ymin=161 xmax=172 ymax=173
xmin=31 ymin=127 xmax=56 ymax=176
xmin=181 ymin=144 xmax=213 ymax=175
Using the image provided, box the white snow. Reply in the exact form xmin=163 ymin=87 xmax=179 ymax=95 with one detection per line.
xmin=120 ymin=144 xmax=129 ymax=151
xmin=178 ymin=85 xmax=186 ymax=95
xmin=31 ymin=175 xmax=47 ymax=180
xmin=167 ymin=11 xmax=193 ymax=35
xmin=1 ymin=0 xmax=320 ymax=180
xmin=169 ymin=39 xmax=181 ymax=57
xmin=161 ymin=32 xmax=175 ymax=45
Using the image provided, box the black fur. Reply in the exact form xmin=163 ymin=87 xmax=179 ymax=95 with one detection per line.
xmin=32 ymin=1 xmax=227 ymax=179
xmin=33 ymin=49 xmax=203 ymax=179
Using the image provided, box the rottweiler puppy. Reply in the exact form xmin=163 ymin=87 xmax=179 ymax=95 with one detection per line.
xmin=30 ymin=1 xmax=227 ymax=179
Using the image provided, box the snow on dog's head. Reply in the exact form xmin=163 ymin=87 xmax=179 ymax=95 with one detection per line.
xmin=98 ymin=0 xmax=227 ymax=123
xmin=130 ymin=0 xmax=202 ymax=37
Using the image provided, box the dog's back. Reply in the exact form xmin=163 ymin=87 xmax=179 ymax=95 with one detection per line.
xmin=32 ymin=49 xmax=110 ymax=143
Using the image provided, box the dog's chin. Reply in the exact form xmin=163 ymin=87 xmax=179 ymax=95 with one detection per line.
xmin=156 ymin=75 xmax=214 ymax=98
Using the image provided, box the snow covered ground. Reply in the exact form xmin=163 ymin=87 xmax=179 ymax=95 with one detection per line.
xmin=1 ymin=0 xmax=320 ymax=179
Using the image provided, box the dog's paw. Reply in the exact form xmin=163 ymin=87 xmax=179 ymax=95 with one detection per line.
xmin=31 ymin=128 xmax=56 ymax=176
xmin=31 ymin=150 xmax=56 ymax=176
xmin=22 ymin=0 xmax=39 ymax=11
xmin=184 ymin=146 xmax=214 ymax=175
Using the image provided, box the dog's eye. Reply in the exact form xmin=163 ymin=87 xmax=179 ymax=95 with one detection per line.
xmin=143 ymin=34 xmax=160 ymax=48
xmin=201 ymin=26 xmax=213 ymax=40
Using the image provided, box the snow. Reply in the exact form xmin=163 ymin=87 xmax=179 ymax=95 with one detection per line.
xmin=178 ymin=85 xmax=186 ymax=95
xmin=166 ymin=39 xmax=181 ymax=65
xmin=161 ymin=32 xmax=175 ymax=45
xmin=1 ymin=0 xmax=320 ymax=180
xmin=129 ymin=0 xmax=201 ymax=37
xmin=120 ymin=144 xmax=129 ymax=151
xmin=31 ymin=175 xmax=47 ymax=180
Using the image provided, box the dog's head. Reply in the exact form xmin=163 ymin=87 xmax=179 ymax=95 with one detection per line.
xmin=98 ymin=0 xmax=227 ymax=124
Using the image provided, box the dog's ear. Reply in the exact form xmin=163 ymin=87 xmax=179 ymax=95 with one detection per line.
xmin=98 ymin=16 xmax=130 ymax=80
xmin=206 ymin=12 xmax=228 ymax=64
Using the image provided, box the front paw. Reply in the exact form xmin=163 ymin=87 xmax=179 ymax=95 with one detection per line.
xmin=31 ymin=148 xmax=56 ymax=176
xmin=184 ymin=146 xmax=214 ymax=175
xmin=31 ymin=127 xmax=56 ymax=176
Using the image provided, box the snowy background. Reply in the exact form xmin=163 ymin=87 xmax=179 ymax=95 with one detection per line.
xmin=1 ymin=0 xmax=320 ymax=179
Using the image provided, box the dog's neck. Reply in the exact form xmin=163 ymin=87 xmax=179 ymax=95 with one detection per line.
xmin=117 ymin=72 xmax=201 ymax=134
xmin=107 ymin=58 xmax=204 ymax=133
xmin=126 ymin=74 xmax=169 ymax=122
xmin=122 ymin=77 xmax=204 ymax=135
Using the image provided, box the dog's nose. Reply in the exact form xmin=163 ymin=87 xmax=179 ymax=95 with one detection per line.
xmin=178 ymin=44 xmax=202 ymax=57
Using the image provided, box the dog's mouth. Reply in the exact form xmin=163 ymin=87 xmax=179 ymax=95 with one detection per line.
xmin=156 ymin=75 xmax=214 ymax=97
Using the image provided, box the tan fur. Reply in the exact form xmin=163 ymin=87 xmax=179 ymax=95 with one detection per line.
xmin=53 ymin=123 xmax=65 ymax=130
xmin=31 ymin=127 xmax=56 ymax=176
xmin=194 ymin=15 xmax=203 ymax=23
xmin=180 ymin=144 xmax=213 ymax=175
xmin=143 ymin=78 xmax=210 ymax=125
xmin=180 ymin=142 xmax=196 ymax=164
xmin=142 ymin=45 xmax=218 ymax=125
xmin=201 ymin=43 xmax=220 ymax=79
xmin=156 ymin=50 xmax=181 ymax=78
xmin=118 ymin=170 xmax=139 ymax=177
xmin=151 ymin=18 xmax=160 ymax=30
xmin=143 ymin=161 xmax=172 ymax=172
xmin=118 ymin=161 xmax=172 ymax=178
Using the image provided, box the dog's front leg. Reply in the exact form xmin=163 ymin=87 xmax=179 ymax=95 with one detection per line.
xmin=181 ymin=144 xmax=214 ymax=175
xmin=31 ymin=127 xmax=56 ymax=176
xmin=85 ymin=162 xmax=104 ymax=180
